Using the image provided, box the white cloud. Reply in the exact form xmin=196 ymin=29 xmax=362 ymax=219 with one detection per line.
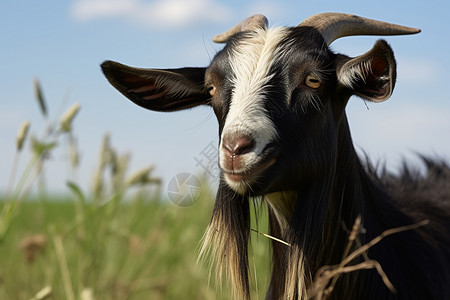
xmin=71 ymin=0 xmax=135 ymax=20
xmin=70 ymin=0 xmax=233 ymax=28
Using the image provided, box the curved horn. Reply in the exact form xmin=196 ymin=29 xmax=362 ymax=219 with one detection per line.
xmin=299 ymin=13 xmax=421 ymax=45
xmin=213 ymin=14 xmax=268 ymax=43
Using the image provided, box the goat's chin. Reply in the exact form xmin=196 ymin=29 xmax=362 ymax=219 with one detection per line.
xmin=224 ymin=178 xmax=250 ymax=195
xmin=222 ymin=157 xmax=278 ymax=195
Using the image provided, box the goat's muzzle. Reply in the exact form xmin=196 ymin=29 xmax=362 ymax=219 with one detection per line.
xmin=220 ymin=133 xmax=279 ymax=192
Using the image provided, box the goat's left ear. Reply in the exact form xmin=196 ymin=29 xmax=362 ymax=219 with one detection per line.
xmin=336 ymin=39 xmax=396 ymax=103
xmin=101 ymin=60 xmax=209 ymax=112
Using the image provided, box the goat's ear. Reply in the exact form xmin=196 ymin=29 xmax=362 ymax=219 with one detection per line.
xmin=101 ymin=60 xmax=209 ymax=112
xmin=336 ymin=39 xmax=396 ymax=103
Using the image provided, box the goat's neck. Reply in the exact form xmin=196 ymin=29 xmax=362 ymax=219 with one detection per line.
xmin=265 ymin=191 xmax=297 ymax=233
xmin=269 ymin=115 xmax=393 ymax=264
xmin=332 ymin=115 xmax=392 ymax=236
xmin=263 ymin=116 xmax=369 ymax=247
xmin=316 ymin=114 xmax=407 ymax=268
xmin=263 ymin=114 xmax=425 ymax=299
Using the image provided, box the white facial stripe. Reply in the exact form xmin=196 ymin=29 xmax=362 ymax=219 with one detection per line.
xmin=222 ymin=27 xmax=289 ymax=151
xmin=219 ymin=27 xmax=289 ymax=192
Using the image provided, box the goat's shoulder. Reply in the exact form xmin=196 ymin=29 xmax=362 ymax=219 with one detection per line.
xmin=366 ymin=156 xmax=450 ymax=209
xmin=367 ymin=156 xmax=450 ymax=248
xmin=360 ymin=157 xmax=450 ymax=299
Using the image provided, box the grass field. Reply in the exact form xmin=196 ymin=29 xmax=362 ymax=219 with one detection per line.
xmin=0 ymin=84 xmax=273 ymax=299
xmin=0 ymin=192 xmax=272 ymax=300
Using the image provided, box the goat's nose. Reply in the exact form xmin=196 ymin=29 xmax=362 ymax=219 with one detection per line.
xmin=222 ymin=134 xmax=255 ymax=157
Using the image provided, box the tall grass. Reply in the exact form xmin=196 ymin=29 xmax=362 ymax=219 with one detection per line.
xmin=0 ymin=81 xmax=272 ymax=299
xmin=0 ymin=194 xmax=273 ymax=299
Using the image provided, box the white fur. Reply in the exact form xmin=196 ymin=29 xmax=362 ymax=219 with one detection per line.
xmin=337 ymin=59 xmax=372 ymax=89
xmin=219 ymin=27 xmax=289 ymax=191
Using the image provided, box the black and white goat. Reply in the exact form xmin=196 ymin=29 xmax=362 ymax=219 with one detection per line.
xmin=101 ymin=13 xmax=450 ymax=299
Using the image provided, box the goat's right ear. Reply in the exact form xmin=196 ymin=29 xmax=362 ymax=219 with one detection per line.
xmin=101 ymin=60 xmax=209 ymax=112
xmin=336 ymin=39 xmax=397 ymax=103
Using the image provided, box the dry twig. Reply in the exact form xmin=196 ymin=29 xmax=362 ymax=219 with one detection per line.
xmin=250 ymin=228 xmax=291 ymax=247
xmin=308 ymin=219 xmax=429 ymax=299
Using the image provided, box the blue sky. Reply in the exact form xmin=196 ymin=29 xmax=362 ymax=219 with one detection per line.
xmin=1 ymin=0 xmax=450 ymax=194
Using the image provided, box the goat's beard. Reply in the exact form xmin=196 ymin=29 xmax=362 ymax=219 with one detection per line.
xmin=198 ymin=176 xmax=310 ymax=299
xmin=198 ymin=178 xmax=251 ymax=299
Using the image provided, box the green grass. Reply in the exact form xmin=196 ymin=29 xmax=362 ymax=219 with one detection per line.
xmin=0 ymin=81 xmax=273 ymax=299
xmin=0 ymin=193 xmax=272 ymax=300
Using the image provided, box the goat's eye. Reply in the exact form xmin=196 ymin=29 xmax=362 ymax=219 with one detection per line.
xmin=305 ymin=75 xmax=322 ymax=89
xmin=208 ymin=85 xmax=217 ymax=97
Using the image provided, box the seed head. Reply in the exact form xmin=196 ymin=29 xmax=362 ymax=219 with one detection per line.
xmin=60 ymin=103 xmax=81 ymax=132
xmin=16 ymin=121 xmax=30 ymax=151
xmin=126 ymin=165 xmax=155 ymax=186
xmin=34 ymin=79 xmax=48 ymax=118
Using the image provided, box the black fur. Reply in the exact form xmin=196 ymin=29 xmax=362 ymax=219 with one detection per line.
xmin=101 ymin=19 xmax=450 ymax=300
xmin=263 ymin=115 xmax=450 ymax=299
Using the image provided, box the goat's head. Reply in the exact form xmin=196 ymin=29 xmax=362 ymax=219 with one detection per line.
xmin=101 ymin=13 xmax=419 ymax=197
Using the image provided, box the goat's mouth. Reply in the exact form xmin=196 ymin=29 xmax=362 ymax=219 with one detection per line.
xmin=221 ymin=145 xmax=279 ymax=193
xmin=224 ymin=157 xmax=277 ymax=182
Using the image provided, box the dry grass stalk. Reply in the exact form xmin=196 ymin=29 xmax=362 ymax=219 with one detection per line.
xmin=324 ymin=215 xmax=362 ymax=296
xmin=92 ymin=133 xmax=112 ymax=198
xmin=68 ymin=134 xmax=80 ymax=169
xmin=250 ymin=228 xmax=291 ymax=247
xmin=52 ymin=232 xmax=75 ymax=300
xmin=30 ymin=286 xmax=52 ymax=300
xmin=308 ymin=218 xmax=430 ymax=299
xmin=80 ymin=288 xmax=94 ymax=300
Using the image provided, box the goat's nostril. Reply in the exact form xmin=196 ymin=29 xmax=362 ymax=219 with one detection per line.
xmin=223 ymin=135 xmax=255 ymax=157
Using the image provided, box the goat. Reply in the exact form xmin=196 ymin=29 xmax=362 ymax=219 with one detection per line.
xmin=101 ymin=13 xmax=450 ymax=299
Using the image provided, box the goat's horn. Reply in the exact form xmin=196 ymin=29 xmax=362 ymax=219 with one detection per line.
xmin=213 ymin=14 xmax=268 ymax=43
xmin=298 ymin=13 xmax=421 ymax=45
